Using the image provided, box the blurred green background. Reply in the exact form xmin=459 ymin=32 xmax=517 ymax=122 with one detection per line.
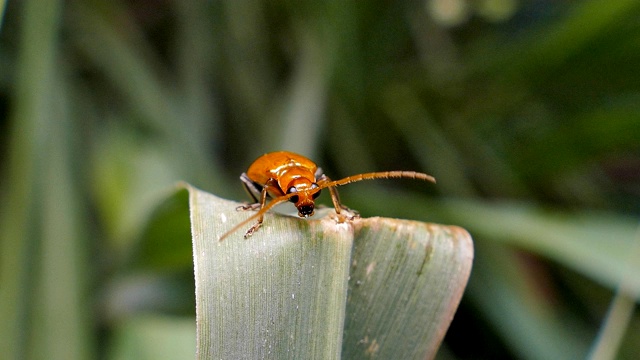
xmin=1 ymin=0 xmax=639 ymax=359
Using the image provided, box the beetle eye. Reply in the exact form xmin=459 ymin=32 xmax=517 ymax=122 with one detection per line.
xmin=312 ymin=189 xmax=321 ymax=199
xmin=286 ymin=187 xmax=299 ymax=203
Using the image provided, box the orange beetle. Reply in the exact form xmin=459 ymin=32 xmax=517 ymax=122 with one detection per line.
xmin=220 ymin=151 xmax=436 ymax=241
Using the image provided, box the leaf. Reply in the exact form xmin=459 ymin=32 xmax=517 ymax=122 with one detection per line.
xmin=186 ymin=184 xmax=473 ymax=359
xmin=134 ymin=187 xmax=192 ymax=271
xmin=343 ymin=218 xmax=473 ymax=359
xmin=189 ymin=186 xmax=353 ymax=359
xmin=344 ymin=188 xmax=640 ymax=295
xmin=0 ymin=0 xmax=6 ymax=28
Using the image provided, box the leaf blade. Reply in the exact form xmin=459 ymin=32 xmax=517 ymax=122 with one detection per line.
xmin=343 ymin=218 xmax=473 ymax=359
xmin=187 ymin=185 xmax=473 ymax=359
xmin=189 ymin=186 xmax=353 ymax=359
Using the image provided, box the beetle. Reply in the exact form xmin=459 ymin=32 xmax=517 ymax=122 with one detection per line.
xmin=219 ymin=151 xmax=436 ymax=241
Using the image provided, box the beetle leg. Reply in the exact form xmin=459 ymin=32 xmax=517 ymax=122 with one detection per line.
xmin=244 ymin=178 xmax=279 ymax=237
xmin=317 ymin=174 xmax=360 ymax=220
xmin=240 ymin=172 xmax=262 ymax=202
xmin=237 ymin=203 xmax=261 ymax=211
xmin=316 ymin=167 xmax=353 ymax=212
xmin=317 ymin=174 xmax=346 ymax=213
xmin=238 ymin=173 xmax=263 ymax=211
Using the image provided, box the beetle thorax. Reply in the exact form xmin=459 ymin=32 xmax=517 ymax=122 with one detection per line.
xmin=277 ymin=167 xmax=316 ymax=193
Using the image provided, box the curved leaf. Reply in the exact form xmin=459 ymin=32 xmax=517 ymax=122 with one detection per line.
xmin=187 ymin=185 xmax=473 ymax=359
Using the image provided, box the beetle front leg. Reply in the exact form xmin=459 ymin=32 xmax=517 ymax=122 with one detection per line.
xmin=243 ymin=179 xmax=279 ymax=237
xmin=237 ymin=203 xmax=262 ymax=211
xmin=327 ymin=185 xmax=359 ymax=221
xmin=317 ymin=174 xmax=359 ymax=221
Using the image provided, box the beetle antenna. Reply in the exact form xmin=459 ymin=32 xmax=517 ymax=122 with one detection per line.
xmin=219 ymin=192 xmax=297 ymax=242
xmin=317 ymin=171 xmax=435 ymax=190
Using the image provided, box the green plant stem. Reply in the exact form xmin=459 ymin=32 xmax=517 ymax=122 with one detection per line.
xmin=0 ymin=0 xmax=63 ymax=357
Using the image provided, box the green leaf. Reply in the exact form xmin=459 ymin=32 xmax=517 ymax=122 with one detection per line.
xmin=0 ymin=0 xmax=92 ymax=359
xmin=344 ymin=188 xmax=640 ymax=295
xmin=189 ymin=186 xmax=353 ymax=359
xmin=134 ymin=187 xmax=192 ymax=271
xmin=343 ymin=218 xmax=473 ymax=359
xmin=0 ymin=0 xmax=6 ymax=29
xmin=186 ymin=185 xmax=473 ymax=359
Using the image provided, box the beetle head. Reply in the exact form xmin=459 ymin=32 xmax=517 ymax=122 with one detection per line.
xmin=286 ymin=178 xmax=321 ymax=217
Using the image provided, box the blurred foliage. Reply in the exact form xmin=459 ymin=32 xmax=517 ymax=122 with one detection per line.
xmin=0 ymin=0 xmax=639 ymax=359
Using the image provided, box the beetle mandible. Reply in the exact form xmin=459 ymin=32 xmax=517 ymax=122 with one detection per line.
xmin=219 ymin=151 xmax=436 ymax=241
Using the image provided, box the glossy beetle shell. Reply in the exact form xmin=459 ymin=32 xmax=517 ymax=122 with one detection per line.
xmin=246 ymin=151 xmax=318 ymax=197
